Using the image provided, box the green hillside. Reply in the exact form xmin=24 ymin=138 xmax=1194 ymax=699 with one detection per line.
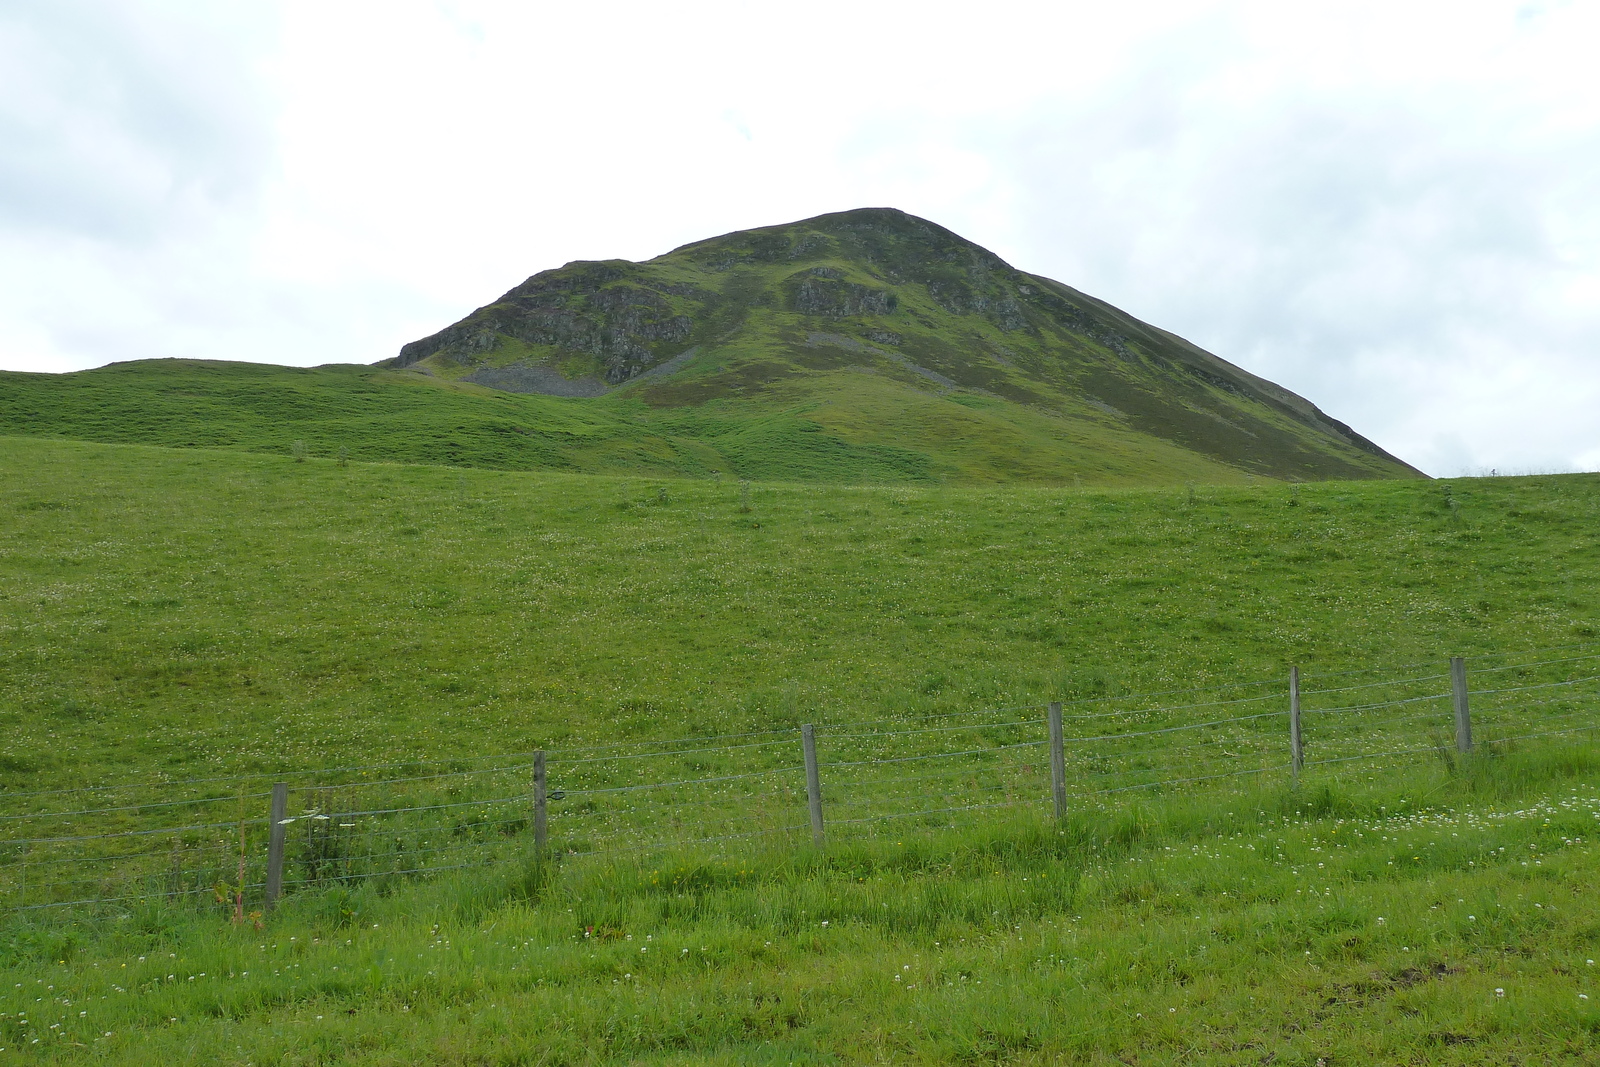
xmin=2 ymin=437 xmax=1598 ymax=1064
xmin=0 ymin=436 xmax=1587 ymax=788
xmin=0 ymin=209 xmax=1423 ymax=485
xmin=0 ymin=358 xmax=1262 ymax=486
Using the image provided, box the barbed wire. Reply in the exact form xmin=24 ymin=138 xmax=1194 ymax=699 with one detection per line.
xmin=6 ymin=880 xmax=268 ymax=913
xmin=560 ymin=765 xmax=801 ymax=797
xmin=1302 ymin=691 xmax=1451 ymax=716
xmin=1302 ymin=745 xmax=1444 ymax=769
xmin=1470 ymin=650 xmax=1600 ymax=675
xmin=1084 ymin=762 xmax=1277 ymax=796
xmin=1468 ymin=692 xmax=1597 ymax=718
xmin=828 ymin=738 xmax=1047 ymax=770
xmin=7 ymin=641 xmax=1599 ymax=916
xmin=278 ymin=861 xmax=489 ymax=891
xmin=824 ymin=763 xmax=1036 ymax=792
xmin=281 ymin=793 xmax=528 ymax=821
xmin=1297 ymin=707 xmax=1468 ymax=737
xmin=1061 ymin=710 xmax=1285 ymax=744
xmin=6 ymin=817 xmax=270 ymax=848
xmin=565 ymin=822 xmax=811 ymax=859
xmin=22 ymin=841 xmax=243 ymax=867
xmin=823 ymin=716 xmax=1051 ymax=741
xmin=1467 ymin=674 xmax=1600 ymax=698
xmin=1463 ymin=638 xmax=1600 ymax=666
xmin=548 ymin=736 xmax=796 ymax=766
xmin=807 ymin=702 xmax=1053 ymax=733
xmin=299 ymin=812 xmax=530 ymax=844
xmin=1486 ymin=722 xmax=1600 ymax=745
xmin=7 ymin=637 xmax=1594 ymax=805
xmin=0 ymin=753 xmax=543 ymax=801
xmin=829 ymin=795 xmax=1040 ymax=828
xmin=1299 ymin=672 xmax=1451 ymax=696
xmin=0 ymin=792 xmax=276 ymax=822
xmin=542 ymin=725 xmax=800 ymax=756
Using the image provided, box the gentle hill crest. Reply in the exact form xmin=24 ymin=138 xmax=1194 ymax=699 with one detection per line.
xmin=389 ymin=207 xmax=1422 ymax=482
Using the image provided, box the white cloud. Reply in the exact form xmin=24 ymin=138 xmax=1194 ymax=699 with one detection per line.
xmin=1 ymin=0 xmax=1597 ymax=475
xmin=0 ymin=1 xmax=274 ymax=241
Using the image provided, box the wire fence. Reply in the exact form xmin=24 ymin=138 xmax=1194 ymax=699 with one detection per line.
xmin=4 ymin=641 xmax=1599 ymax=919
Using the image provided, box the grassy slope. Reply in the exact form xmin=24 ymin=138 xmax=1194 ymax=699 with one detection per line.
xmin=0 ymin=359 xmax=1254 ymax=487
xmin=3 ymin=437 xmax=1599 ymax=1062
xmin=1 ymin=435 xmax=1594 ymax=789
xmin=643 ymin=262 xmax=1408 ymax=485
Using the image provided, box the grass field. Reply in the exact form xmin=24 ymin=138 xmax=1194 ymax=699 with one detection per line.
xmin=4 ymin=755 xmax=1600 ymax=1064
xmin=0 ymin=435 xmax=1593 ymax=791
xmin=3 ymin=435 xmax=1599 ymax=1062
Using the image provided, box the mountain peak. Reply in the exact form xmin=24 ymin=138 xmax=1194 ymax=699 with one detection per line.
xmin=663 ymin=207 xmax=1013 ymax=275
xmin=385 ymin=209 xmax=1421 ymax=483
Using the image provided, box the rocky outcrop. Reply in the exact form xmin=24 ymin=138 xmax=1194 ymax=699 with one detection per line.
xmin=394 ymin=269 xmax=694 ymax=384
xmin=789 ymin=270 xmax=898 ymax=318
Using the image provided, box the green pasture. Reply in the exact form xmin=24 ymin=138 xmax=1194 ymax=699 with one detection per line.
xmin=3 ymin=435 xmax=1600 ymax=1061
xmin=4 ymin=749 xmax=1600 ymax=1064
xmin=0 ymin=435 xmax=1594 ymax=792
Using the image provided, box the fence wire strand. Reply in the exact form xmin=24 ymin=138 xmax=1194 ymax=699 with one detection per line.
xmin=7 ymin=641 xmax=1600 ymax=915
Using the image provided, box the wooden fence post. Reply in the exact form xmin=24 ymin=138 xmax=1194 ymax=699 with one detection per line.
xmin=1289 ymin=666 xmax=1303 ymax=784
xmin=1048 ymin=702 xmax=1067 ymax=820
xmin=533 ymin=751 xmax=548 ymax=856
xmin=264 ymin=782 xmax=288 ymax=913
xmin=802 ymin=724 xmax=824 ymax=848
xmin=1451 ymin=656 xmax=1473 ymax=753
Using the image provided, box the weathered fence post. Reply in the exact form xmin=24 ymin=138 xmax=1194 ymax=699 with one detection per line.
xmin=1451 ymin=656 xmax=1473 ymax=753
xmin=1048 ymin=702 xmax=1067 ymax=820
xmin=1289 ymin=666 xmax=1303 ymax=784
xmin=802 ymin=723 xmax=824 ymax=847
xmin=532 ymin=750 xmax=548 ymax=856
xmin=264 ymin=782 xmax=288 ymax=913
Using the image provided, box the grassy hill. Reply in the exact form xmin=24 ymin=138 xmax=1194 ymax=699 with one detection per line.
xmin=3 ymin=438 xmax=1597 ymax=1063
xmin=0 ymin=209 xmax=1424 ymax=485
xmin=0 ymin=357 xmax=1265 ymax=485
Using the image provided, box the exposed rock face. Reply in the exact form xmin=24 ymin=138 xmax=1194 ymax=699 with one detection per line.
xmin=397 ymin=268 xmax=695 ymax=385
xmin=389 ymin=208 xmax=1031 ymax=383
xmin=790 ymin=272 xmax=898 ymax=318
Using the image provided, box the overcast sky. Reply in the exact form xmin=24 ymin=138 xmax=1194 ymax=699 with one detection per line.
xmin=2 ymin=0 xmax=1597 ymax=476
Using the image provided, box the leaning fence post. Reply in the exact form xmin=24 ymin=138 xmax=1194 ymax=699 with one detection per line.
xmin=1289 ymin=666 xmax=1303 ymax=784
xmin=264 ymin=782 xmax=288 ymax=913
xmin=1048 ymin=702 xmax=1067 ymax=819
xmin=532 ymin=750 xmax=548 ymax=856
xmin=802 ymin=723 xmax=824 ymax=847
xmin=1451 ymin=656 xmax=1473 ymax=753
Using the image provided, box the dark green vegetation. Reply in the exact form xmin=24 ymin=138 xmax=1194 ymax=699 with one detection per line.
xmin=0 ymin=209 xmax=1423 ymax=485
xmin=3 ymin=437 xmax=1597 ymax=1062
